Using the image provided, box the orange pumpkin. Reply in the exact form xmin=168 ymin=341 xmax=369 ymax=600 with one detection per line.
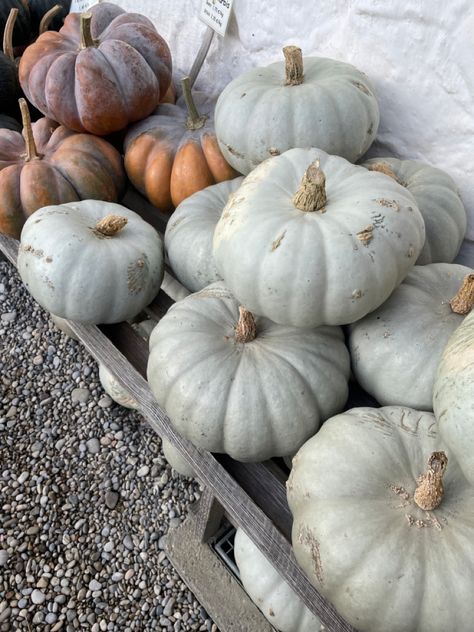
xmin=18 ymin=2 xmax=172 ymax=135
xmin=124 ymin=77 xmax=239 ymax=213
xmin=0 ymin=99 xmax=126 ymax=238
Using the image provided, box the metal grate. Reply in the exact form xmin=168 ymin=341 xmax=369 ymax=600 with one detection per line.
xmin=210 ymin=522 xmax=240 ymax=579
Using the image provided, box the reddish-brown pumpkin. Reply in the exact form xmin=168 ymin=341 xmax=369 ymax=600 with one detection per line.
xmin=124 ymin=77 xmax=239 ymax=213
xmin=0 ymin=100 xmax=126 ymax=238
xmin=18 ymin=2 xmax=172 ymax=135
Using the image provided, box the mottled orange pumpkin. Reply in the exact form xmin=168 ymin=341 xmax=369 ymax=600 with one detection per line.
xmin=124 ymin=78 xmax=239 ymax=213
xmin=18 ymin=2 xmax=172 ymax=135
xmin=0 ymin=100 xmax=125 ymax=238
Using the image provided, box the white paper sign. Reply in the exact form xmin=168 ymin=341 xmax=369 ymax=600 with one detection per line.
xmin=199 ymin=0 xmax=234 ymax=37
xmin=69 ymin=0 xmax=100 ymax=13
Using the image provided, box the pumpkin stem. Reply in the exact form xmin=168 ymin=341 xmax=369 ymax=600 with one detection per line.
xmin=94 ymin=215 xmax=128 ymax=237
xmin=80 ymin=13 xmax=96 ymax=49
xmin=19 ymin=99 xmax=41 ymax=162
xmin=235 ymin=307 xmax=257 ymax=343
xmin=3 ymin=8 xmax=18 ymax=62
xmin=283 ymin=46 xmax=304 ymax=86
xmin=181 ymin=76 xmax=207 ymax=130
xmin=449 ymin=273 xmax=474 ymax=315
xmin=39 ymin=4 xmax=63 ymax=35
xmin=293 ymin=160 xmax=327 ymax=212
xmin=414 ymin=451 xmax=447 ymax=511
xmin=367 ymin=162 xmax=405 ymax=187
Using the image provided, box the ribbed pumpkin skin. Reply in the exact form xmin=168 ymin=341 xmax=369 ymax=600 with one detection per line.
xmin=213 ymin=148 xmax=425 ymax=328
xmin=0 ymin=118 xmax=126 ymax=238
xmin=434 ymin=309 xmax=474 ymax=484
xmin=165 ymin=177 xmax=244 ymax=292
xmin=124 ymin=95 xmax=239 ymax=213
xmin=215 ymin=56 xmax=380 ymax=175
xmin=234 ymin=528 xmax=324 ymax=632
xmin=287 ymin=406 xmax=474 ymax=632
xmin=348 ymin=263 xmax=473 ymax=411
xmin=363 ymin=157 xmax=467 ymax=264
xmin=18 ymin=2 xmax=172 ymax=135
xmin=17 ymin=200 xmax=164 ymax=324
xmin=147 ymin=282 xmax=350 ymax=462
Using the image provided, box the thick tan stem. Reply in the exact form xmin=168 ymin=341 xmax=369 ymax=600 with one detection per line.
xmin=19 ymin=99 xmax=41 ymax=162
xmin=293 ymin=160 xmax=327 ymax=212
xmin=95 ymin=215 xmax=128 ymax=237
xmin=235 ymin=307 xmax=257 ymax=343
xmin=80 ymin=13 xmax=96 ymax=49
xmin=39 ymin=5 xmax=63 ymax=35
xmin=3 ymin=8 xmax=18 ymax=61
xmin=414 ymin=452 xmax=447 ymax=511
xmin=367 ymin=162 xmax=405 ymax=187
xmin=450 ymin=274 xmax=474 ymax=315
xmin=181 ymin=76 xmax=206 ymax=130
xmin=283 ymin=46 xmax=304 ymax=86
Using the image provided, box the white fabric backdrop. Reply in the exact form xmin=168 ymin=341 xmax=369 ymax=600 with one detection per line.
xmin=112 ymin=0 xmax=474 ymax=242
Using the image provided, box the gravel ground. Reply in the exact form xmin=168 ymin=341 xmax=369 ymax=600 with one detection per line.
xmin=0 ymin=261 xmax=217 ymax=631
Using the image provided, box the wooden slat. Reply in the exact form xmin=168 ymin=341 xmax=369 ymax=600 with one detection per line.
xmin=0 ymin=233 xmax=356 ymax=632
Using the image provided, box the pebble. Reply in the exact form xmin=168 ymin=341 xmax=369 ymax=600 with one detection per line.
xmin=137 ymin=465 xmax=149 ymax=477
xmin=71 ymin=388 xmax=90 ymax=404
xmin=86 ymin=437 xmax=100 ymax=454
xmin=31 ymin=589 xmax=45 ymax=605
xmin=0 ymin=263 xmax=212 ymax=631
xmin=104 ymin=490 xmax=119 ymax=510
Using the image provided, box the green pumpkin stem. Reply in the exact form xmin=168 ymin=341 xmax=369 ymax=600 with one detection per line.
xmin=293 ymin=160 xmax=327 ymax=212
xmin=80 ymin=13 xmax=96 ymax=49
xmin=181 ymin=76 xmax=207 ymax=130
xmin=414 ymin=451 xmax=447 ymax=511
xmin=283 ymin=46 xmax=304 ymax=86
xmin=3 ymin=8 xmax=18 ymax=61
xmin=235 ymin=307 xmax=257 ymax=343
xmin=449 ymin=273 xmax=474 ymax=315
xmin=39 ymin=4 xmax=63 ymax=35
xmin=94 ymin=215 xmax=128 ymax=237
xmin=19 ymin=99 xmax=41 ymax=162
xmin=367 ymin=162 xmax=405 ymax=187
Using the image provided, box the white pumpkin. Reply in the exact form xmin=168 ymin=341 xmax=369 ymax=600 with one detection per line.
xmin=213 ymin=148 xmax=425 ymax=328
xmin=348 ymin=264 xmax=473 ymax=410
xmin=147 ymin=282 xmax=350 ymax=462
xmin=234 ymin=528 xmax=324 ymax=632
xmin=98 ymin=364 xmax=138 ymax=410
xmin=17 ymin=200 xmax=164 ymax=324
xmin=363 ymin=158 xmax=467 ymax=265
xmin=165 ymin=177 xmax=244 ymax=292
xmin=434 ymin=304 xmax=474 ymax=484
xmin=287 ymin=406 xmax=474 ymax=632
xmin=215 ymin=46 xmax=380 ymax=174
xmin=162 ymin=438 xmax=195 ymax=478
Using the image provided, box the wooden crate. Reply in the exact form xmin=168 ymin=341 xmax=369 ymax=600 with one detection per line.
xmin=0 ymin=190 xmax=359 ymax=632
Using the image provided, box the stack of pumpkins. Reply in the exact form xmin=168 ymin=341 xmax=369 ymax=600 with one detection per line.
xmin=152 ymin=46 xmax=473 ymax=632
xmin=4 ymin=4 xmax=474 ymax=631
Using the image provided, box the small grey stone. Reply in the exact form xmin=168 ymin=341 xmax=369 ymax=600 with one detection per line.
xmin=163 ymin=598 xmax=175 ymax=617
xmin=0 ymin=608 xmax=11 ymax=623
xmin=32 ymin=354 xmax=44 ymax=365
xmin=86 ymin=438 xmax=100 ymax=454
xmin=89 ymin=580 xmax=102 ymax=592
xmin=111 ymin=572 xmax=123 ymax=582
xmin=71 ymin=388 xmax=90 ymax=404
xmin=0 ymin=551 xmax=8 ymax=566
xmin=98 ymin=395 xmax=112 ymax=408
xmin=5 ymin=406 xmax=16 ymax=418
xmin=1 ymin=311 xmax=16 ymax=323
xmin=45 ymin=613 xmax=57 ymax=625
xmin=137 ymin=465 xmax=149 ymax=478
xmin=31 ymin=589 xmax=45 ymax=605
xmin=105 ymin=491 xmax=119 ymax=510
xmin=123 ymin=535 xmax=133 ymax=550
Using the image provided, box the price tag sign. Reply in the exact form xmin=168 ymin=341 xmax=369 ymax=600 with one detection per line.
xmin=199 ymin=0 xmax=234 ymax=37
xmin=69 ymin=0 xmax=99 ymax=13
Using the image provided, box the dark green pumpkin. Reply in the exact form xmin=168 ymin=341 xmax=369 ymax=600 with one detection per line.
xmin=0 ymin=113 xmax=21 ymax=131
xmin=0 ymin=1 xmax=31 ymax=48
